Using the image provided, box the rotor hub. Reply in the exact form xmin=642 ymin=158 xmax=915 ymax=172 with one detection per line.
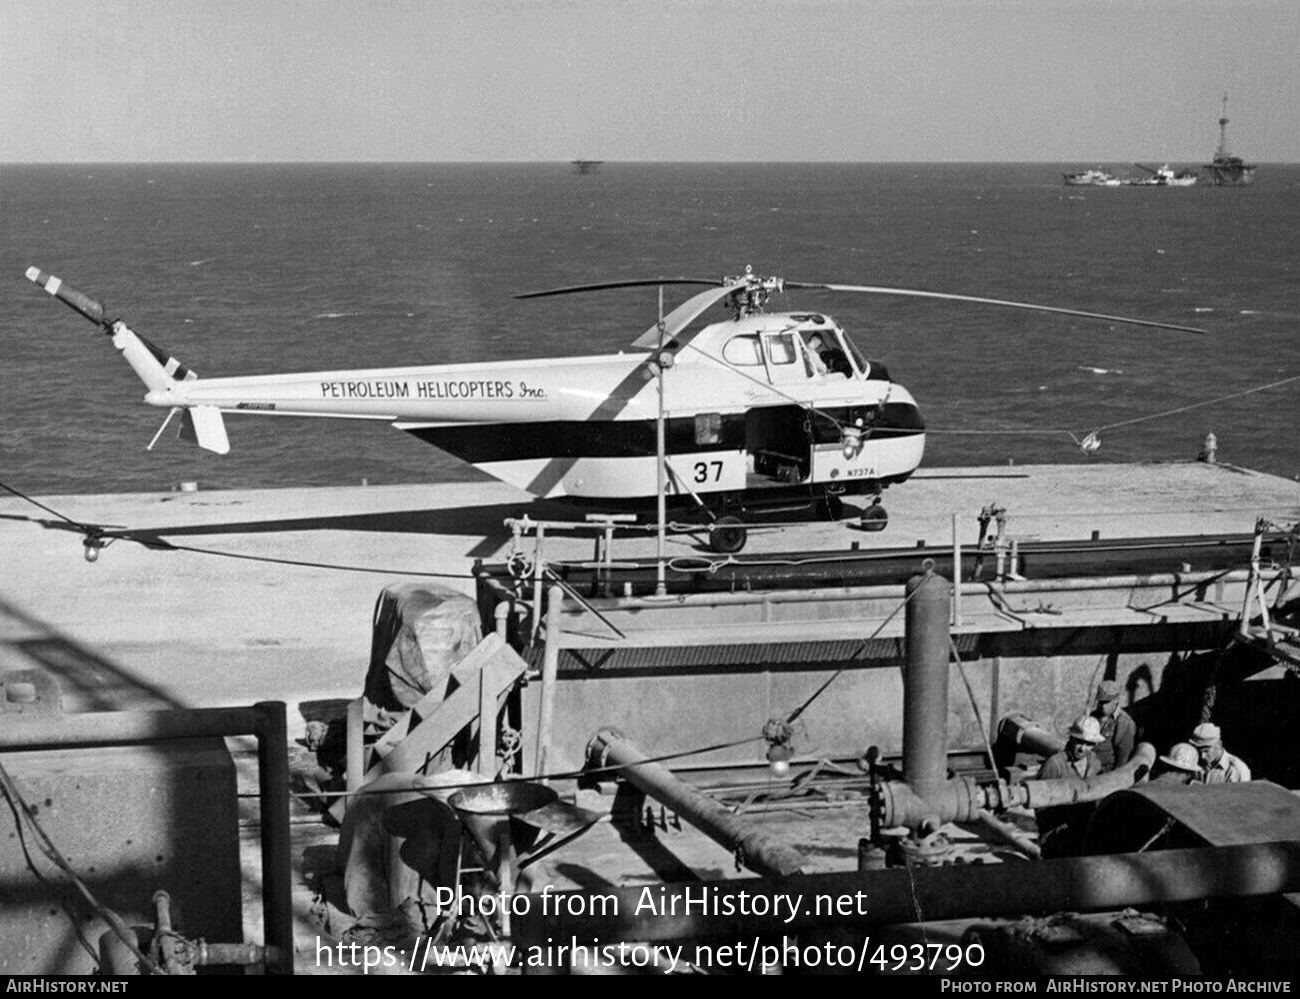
xmin=722 ymin=264 xmax=783 ymax=317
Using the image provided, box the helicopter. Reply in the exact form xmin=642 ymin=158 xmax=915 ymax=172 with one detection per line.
xmin=24 ymin=265 xmax=1202 ymax=554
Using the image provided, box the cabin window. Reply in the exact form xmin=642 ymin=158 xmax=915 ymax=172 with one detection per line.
xmin=765 ymin=333 xmax=798 ymax=366
xmin=695 ymin=412 xmax=722 ymax=445
xmin=722 ymin=334 xmax=763 ymax=366
xmin=840 ymin=332 xmax=870 ymax=377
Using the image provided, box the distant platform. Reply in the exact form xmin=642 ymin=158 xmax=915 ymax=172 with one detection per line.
xmin=1 ymin=462 xmax=1297 ymax=729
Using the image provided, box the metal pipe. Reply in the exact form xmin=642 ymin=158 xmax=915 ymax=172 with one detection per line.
xmin=952 ymin=513 xmax=963 ymax=627
xmin=997 ymin=712 xmax=1066 ymax=759
xmin=0 ymin=702 xmax=294 ymax=976
xmin=152 ymin=891 xmax=187 ymax=975
xmin=903 ymin=569 xmax=951 ymax=801
xmin=531 ymin=523 xmax=546 ymax=637
xmin=494 ymin=600 xmax=510 ymax=642
xmin=514 ymin=841 xmax=1300 ymax=950
xmin=196 ymin=942 xmax=274 ymax=968
xmin=1017 ymin=742 xmax=1156 ymax=810
xmin=875 ymin=743 xmax=1156 ymax=828
xmin=973 ymin=808 xmax=1041 ymax=861
xmin=876 ymin=775 xmax=987 ymax=829
xmin=588 ymin=728 xmax=807 ymax=877
xmin=554 ymin=566 xmax=1265 ymax=616
xmin=345 ymin=696 xmax=365 ymax=807
xmin=974 ymin=568 xmax=1257 ymax=595
xmin=655 ymin=322 xmax=668 ymax=598
xmin=248 ymin=702 xmax=294 ymax=978
xmin=535 ymin=584 xmax=563 ymax=781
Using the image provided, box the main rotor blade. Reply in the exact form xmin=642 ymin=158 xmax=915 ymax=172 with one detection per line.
xmin=783 ymin=281 xmax=1206 ymax=334
xmin=631 ymin=281 xmax=748 ymax=349
xmin=515 ymin=278 xmax=721 ymax=300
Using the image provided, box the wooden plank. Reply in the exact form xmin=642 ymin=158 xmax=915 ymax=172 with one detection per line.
xmin=478 ymin=661 xmax=495 ymax=776
xmin=369 ymin=708 xmax=412 ymax=761
xmin=362 ymin=638 xmax=529 ymax=783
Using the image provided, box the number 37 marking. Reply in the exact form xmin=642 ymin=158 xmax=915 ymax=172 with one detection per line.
xmin=693 ymin=460 xmax=723 ymax=483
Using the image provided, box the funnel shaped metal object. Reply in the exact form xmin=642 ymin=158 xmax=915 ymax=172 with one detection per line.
xmin=449 ymin=782 xmax=558 ymax=862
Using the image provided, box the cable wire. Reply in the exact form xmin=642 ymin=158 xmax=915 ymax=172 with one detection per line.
xmin=1093 ymin=374 xmax=1300 ymax=433
xmin=782 ymin=585 xmax=916 ymax=724
xmin=0 ymin=761 xmax=163 ymax=975
xmin=284 ymin=731 xmax=771 ymax=804
xmin=0 ymin=479 xmax=480 ymax=580
xmin=0 ymin=481 xmax=96 ymax=529
xmin=924 ymin=373 xmax=1300 ymax=450
xmin=0 ymin=773 xmax=101 ymax=966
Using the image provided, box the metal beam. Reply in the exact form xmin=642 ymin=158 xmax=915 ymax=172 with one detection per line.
xmin=0 ymin=703 xmax=293 ymax=976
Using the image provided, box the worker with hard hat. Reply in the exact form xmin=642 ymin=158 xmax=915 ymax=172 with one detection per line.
xmin=1090 ymin=679 xmax=1137 ymax=773
xmin=1188 ymin=723 xmax=1251 ymax=784
xmin=1150 ymin=742 xmax=1201 ymax=785
xmin=1035 ymin=715 xmax=1104 ymax=857
xmin=1040 ymin=715 xmax=1105 ymax=781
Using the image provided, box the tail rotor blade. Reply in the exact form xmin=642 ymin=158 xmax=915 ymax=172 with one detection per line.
xmin=25 ymin=267 xmax=108 ymax=327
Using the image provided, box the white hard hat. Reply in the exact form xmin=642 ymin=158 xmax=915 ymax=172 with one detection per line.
xmin=1159 ymin=743 xmax=1200 ymax=774
xmin=1067 ymin=715 xmax=1104 ymax=744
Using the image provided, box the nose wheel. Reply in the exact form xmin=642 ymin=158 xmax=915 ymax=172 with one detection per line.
xmin=708 ymin=515 xmax=748 ymax=554
xmin=860 ymin=502 xmax=888 ymax=532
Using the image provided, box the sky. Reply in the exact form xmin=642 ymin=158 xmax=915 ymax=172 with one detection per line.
xmin=2 ymin=0 xmax=1297 ymax=163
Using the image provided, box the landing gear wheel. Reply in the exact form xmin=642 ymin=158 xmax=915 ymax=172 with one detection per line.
xmin=860 ymin=503 xmax=888 ymax=532
xmin=816 ymin=494 xmax=846 ymax=521
xmin=708 ymin=516 xmax=748 ymax=554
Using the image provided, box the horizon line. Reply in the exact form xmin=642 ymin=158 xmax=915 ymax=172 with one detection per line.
xmin=2 ymin=158 xmax=1293 ymax=167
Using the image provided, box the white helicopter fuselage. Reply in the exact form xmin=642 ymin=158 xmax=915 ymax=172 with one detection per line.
xmin=30 ymin=263 xmax=1203 ymax=524
xmin=141 ymin=310 xmax=926 ymax=503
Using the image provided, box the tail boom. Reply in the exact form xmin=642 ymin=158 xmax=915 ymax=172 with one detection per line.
xmin=26 ymin=266 xmax=229 ymax=454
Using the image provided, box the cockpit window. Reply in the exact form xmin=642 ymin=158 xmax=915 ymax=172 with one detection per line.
xmin=722 ymin=334 xmax=763 ymax=366
xmin=806 ymin=329 xmax=856 ymax=378
xmin=842 ymin=333 xmax=870 ymax=377
xmin=765 ymin=332 xmax=798 ymax=366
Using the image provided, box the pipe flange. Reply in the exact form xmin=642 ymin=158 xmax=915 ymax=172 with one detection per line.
xmin=586 ymin=727 xmax=627 ymax=770
xmin=896 ymin=830 xmax=955 ymax=868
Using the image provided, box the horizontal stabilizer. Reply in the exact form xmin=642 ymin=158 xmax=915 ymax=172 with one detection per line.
xmin=179 ymin=406 xmax=230 ymax=455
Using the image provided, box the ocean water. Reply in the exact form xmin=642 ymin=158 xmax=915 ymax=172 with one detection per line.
xmin=1 ymin=162 xmax=1297 ymax=497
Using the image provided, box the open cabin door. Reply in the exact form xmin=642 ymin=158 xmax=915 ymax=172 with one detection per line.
xmin=745 ymin=405 xmax=810 ymax=485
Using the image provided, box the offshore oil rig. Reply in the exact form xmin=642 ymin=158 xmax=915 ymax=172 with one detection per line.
xmin=1203 ymin=95 xmax=1256 ymax=187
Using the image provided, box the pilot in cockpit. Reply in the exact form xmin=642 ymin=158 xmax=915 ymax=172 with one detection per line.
xmin=807 ymin=333 xmax=853 ymax=377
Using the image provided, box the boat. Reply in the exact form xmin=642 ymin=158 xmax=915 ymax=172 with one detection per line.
xmin=1129 ymin=163 xmax=1199 ymax=187
xmin=1062 ymin=168 xmax=1121 ymax=187
xmin=1203 ymin=95 xmax=1256 ymax=186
